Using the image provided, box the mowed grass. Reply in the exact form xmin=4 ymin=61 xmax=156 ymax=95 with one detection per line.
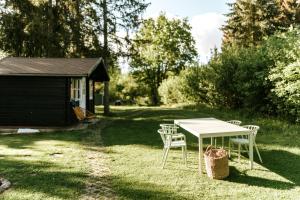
xmin=0 ymin=130 xmax=91 ymax=200
xmin=0 ymin=105 xmax=299 ymax=199
xmin=101 ymin=105 xmax=300 ymax=200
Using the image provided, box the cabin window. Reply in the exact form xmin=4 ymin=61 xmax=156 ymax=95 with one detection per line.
xmin=71 ymin=79 xmax=81 ymax=102
xmin=71 ymin=78 xmax=87 ymax=110
xmin=89 ymin=80 xmax=93 ymax=100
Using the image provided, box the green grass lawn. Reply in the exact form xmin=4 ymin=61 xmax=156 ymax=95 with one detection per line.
xmin=0 ymin=105 xmax=299 ymax=199
xmin=100 ymin=105 xmax=300 ymax=200
xmin=0 ymin=130 xmax=96 ymax=200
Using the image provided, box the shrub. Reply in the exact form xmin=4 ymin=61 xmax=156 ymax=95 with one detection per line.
xmin=265 ymin=28 xmax=300 ymax=121
xmin=181 ymin=66 xmax=220 ymax=106
xmin=209 ymin=45 xmax=272 ymax=111
xmin=158 ymin=76 xmax=185 ymax=105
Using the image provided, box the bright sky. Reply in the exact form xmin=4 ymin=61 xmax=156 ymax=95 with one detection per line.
xmin=144 ymin=0 xmax=235 ymax=63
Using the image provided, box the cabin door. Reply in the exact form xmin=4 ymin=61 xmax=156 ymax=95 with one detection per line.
xmin=71 ymin=77 xmax=86 ymax=116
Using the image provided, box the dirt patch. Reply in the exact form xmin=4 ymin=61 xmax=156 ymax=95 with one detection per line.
xmin=80 ymin=110 xmax=147 ymax=200
xmin=80 ymin=120 xmax=116 ymax=200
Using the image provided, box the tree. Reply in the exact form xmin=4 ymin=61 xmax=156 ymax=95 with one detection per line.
xmin=222 ymin=0 xmax=300 ymax=47
xmin=130 ymin=14 xmax=197 ymax=105
xmin=0 ymin=0 xmax=102 ymax=57
xmin=95 ymin=0 xmax=149 ymax=115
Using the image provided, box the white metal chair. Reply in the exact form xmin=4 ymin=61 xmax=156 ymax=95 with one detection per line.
xmin=213 ymin=120 xmax=242 ymax=147
xmin=160 ymin=124 xmax=185 ymax=140
xmin=158 ymin=124 xmax=187 ymax=168
xmin=229 ymin=125 xmax=263 ymax=163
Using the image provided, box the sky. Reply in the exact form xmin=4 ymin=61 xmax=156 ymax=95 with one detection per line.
xmin=143 ymin=0 xmax=235 ymax=63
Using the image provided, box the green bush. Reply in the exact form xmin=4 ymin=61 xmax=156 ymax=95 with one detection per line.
xmin=158 ymin=76 xmax=185 ymax=105
xmin=158 ymin=65 xmax=220 ymax=106
xmin=208 ymin=45 xmax=272 ymax=112
xmin=265 ymin=28 xmax=300 ymax=121
xmin=180 ymin=66 xmax=220 ymax=106
xmin=116 ymin=74 xmax=149 ymax=104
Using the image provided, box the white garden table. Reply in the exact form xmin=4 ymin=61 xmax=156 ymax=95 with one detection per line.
xmin=174 ymin=118 xmax=253 ymax=175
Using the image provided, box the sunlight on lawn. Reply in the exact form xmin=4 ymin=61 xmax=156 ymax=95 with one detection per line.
xmin=0 ymin=132 xmax=89 ymax=200
xmin=101 ymin=106 xmax=300 ymax=200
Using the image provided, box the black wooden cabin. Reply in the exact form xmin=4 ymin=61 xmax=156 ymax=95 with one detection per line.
xmin=0 ymin=57 xmax=109 ymax=126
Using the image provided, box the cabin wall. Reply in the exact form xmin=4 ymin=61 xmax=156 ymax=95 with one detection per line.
xmin=0 ymin=76 xmax=69 ymax=126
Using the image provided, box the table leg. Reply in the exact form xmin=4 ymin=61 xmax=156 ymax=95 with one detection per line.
xmin=249 ymin=133 xmax=254 ymax=169
xmin=199 ymin=135 xmax=203 ymax=175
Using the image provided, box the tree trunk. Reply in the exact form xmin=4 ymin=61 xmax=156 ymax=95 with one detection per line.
xmin=74 ymin=0 xmax=82 ymax=56
xmin=103 ymin=0 xmax=110 ymax=115
xmin=151 ymin=86 xmax=159 ymax=106
xmin=47 ymin=0 xmax=53 ymax=57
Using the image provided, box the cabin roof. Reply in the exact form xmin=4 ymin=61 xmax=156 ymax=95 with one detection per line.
xmin=0 ymin=57 xmax=109 ymax=81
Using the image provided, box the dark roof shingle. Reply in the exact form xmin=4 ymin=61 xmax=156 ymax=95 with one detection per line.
xmin=0 ymin=57 xmax=104 ymax=77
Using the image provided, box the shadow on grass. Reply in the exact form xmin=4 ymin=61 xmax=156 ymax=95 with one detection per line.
xmin=0 ymin=130 xmax=85 ymax=150
xmin=260 ymin=149 xmax=300 ymax=186
xmin=227 ymin=166 xmax=295 ymax=190
xmin=109 ymin=175 xmax=192 ymax=200
xmin=231 ymin=149 xmax=300 ymax=187
xmin=0 ymin=158 xmax=87 ymax=199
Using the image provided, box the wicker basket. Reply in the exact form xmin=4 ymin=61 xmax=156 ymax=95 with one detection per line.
xmin=204 ymin=145 xmax=229 ymax=179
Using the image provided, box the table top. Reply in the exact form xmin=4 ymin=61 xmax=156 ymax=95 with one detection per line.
xmin=174 ymin=118 xmax=250 ymax=138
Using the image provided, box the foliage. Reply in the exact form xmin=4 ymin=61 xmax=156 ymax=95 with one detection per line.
xmin=265 ymin=28 xmax=300 ymax=121
xmin=208 ymin=45 xmax=273 ymax=112
xmin=193 ymin=28 xmax=300 ymax=122
xmin=105 ymin=70 xmax=149 ymax=104
xmin=158 ymin=76 xmax=184 ymax=105
xmin=0 ymin=0 xmax=102 ymax=57
xmin=158 ymin=64 xmax=221 ymax=106
xmin=116 ymin=74 xmax=149 ymax=104
xmin=180 ymin=66 xmax=220 ymax=106
xmin=0 ymin=0 xmax=148 ymax=58
xmin=222 ymin=0 xmax=300 ymax=47
xmin=95 ymin=0 xmax=149 ymax=114
xmin=0 ymin=50 xmax=7 ymax=58
xmin=130 ymin=14 xmax=197 ymax=105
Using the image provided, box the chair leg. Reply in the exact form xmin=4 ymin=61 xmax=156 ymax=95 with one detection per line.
xmin=162 ymin=147 xmax=170 ymax=169
xmin=254 ymin=142 xmax=263 ymax=163
xmin=228 ymin=140 xmax=231 ymax=158
xmin=238 ymin=144 xmax=241 ymax=163
xmin=181 ymin=146 xmax=185 ymax=163
xmin=184 ymin=146 xmax=187 ymax=166
xmin=162 ymin=148 xmax=167 ymax=163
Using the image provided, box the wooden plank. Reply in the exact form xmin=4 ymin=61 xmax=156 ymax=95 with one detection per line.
xmin=0 ymin=76 xmax=68 ymax=126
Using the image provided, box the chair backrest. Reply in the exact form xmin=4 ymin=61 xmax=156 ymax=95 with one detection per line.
xmin=158 ymin=129 xmax=172 ymax=146
xmin=242 ymin=125 xmax=260 ymax=139
xmin=159 ymin=124 xmax=178 ymax=135
xmin=227 ymin=120 xmax=242 ymax=126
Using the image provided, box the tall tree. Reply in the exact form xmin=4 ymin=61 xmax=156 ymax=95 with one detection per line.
xmin=222 ymin=0 xmax=300 ymax=47
xmin=130 ymin=14 xmax=197 ymax=105
xmin=93 ymin=0 xmax=149 ymax=115
xmin=0 ymin=0 xmax=102 ymax=57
